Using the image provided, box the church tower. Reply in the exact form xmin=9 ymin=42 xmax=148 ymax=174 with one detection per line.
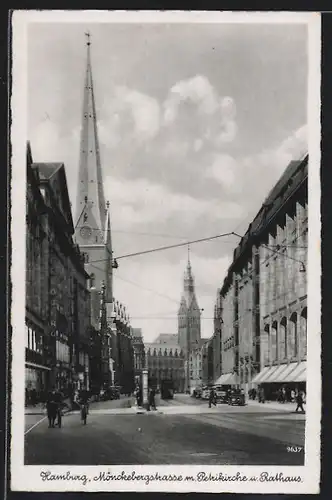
xmin=177 ymin=247 xmax=201 ymax=355
xmin=74 ymin=33 xmax=114 ymax=308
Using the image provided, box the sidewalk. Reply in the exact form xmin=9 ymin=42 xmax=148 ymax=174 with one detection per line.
xmin=247 ymin=399 xmax=306 ymax=413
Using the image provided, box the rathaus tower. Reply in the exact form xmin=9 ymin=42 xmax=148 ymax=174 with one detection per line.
xmin=177 ymin=249 xmax=202 ymax=355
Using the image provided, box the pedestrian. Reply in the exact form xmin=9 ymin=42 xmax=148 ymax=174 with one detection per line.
xmin=149 ymin=387 xmax=157 ymax=411
xmin=295 ymin=391 xmax=305 ymax=413
xmin=46 ymin=387 xmax=57 ymax=428
xmin=291 ymin=389 xmax=295 ymax=403
xmin=209 ymin=388 xmax=216 ymax=408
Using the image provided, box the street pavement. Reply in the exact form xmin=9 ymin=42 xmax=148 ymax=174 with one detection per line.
xmin=25 ymin=394 xmax=305 ymax=466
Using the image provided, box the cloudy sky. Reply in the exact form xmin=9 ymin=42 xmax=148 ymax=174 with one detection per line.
xmin=27 ymin=20 xmax=308 ymax=343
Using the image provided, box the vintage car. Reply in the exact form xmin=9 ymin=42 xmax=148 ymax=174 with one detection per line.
xmin=228 ymin=389 xmax=245 ymax=406
xmin=201 ymin=386 xmax=210 ymax=400
xmin=213 ymin=385 xmax=229 ymax=404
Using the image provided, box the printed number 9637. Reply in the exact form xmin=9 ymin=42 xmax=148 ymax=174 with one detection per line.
xmin=287 ymin=446 xmax=303 ymax=453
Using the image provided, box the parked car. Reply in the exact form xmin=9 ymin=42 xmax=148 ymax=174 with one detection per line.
xmin=228 ymin=389 xmax=245 ymax=406
xmin=194 ymin=387 xmax=202 ymax=398
xmin=213 ymin=385 xmax=228 ymax=404
xmin=201 ymin=386 xmax=210 ymax=400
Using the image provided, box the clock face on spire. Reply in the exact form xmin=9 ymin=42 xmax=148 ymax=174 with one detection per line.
xmin=80 ymin=225 xmax=92 ymax=240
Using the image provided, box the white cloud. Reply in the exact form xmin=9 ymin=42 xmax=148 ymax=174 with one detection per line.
xmin=100 ymin=86 xmax=160 ymax=145
xmin=205 ymin=153 xmax=239 ymax=191
xmin=257 ymin=124 xmax=308 ymax=174
xmin=164 ymin=75 xmax=219 ymax=122
xmin=105 ymin=176 xmax=244 ymax=229
xmin=162 ymin=75 xmax=237 ymax=149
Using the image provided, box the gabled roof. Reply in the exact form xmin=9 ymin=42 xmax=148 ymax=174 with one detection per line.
xmin=33 ymin=162 xmax=64 ymax=181
xmin=32 ymin=162 xmax=74 ymax=234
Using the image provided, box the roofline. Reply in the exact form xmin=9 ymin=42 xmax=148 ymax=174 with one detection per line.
xmin=220 ymin=154 xmax=308 ymax=296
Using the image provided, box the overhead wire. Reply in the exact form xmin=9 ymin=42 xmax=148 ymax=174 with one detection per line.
xmin=87 ymin=231 xmax=240 ymax=264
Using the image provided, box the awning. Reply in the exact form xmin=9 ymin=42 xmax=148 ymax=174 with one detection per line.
xmin=252 ymin=366 xmax=271 ymax=384
xmin=214 ymin=372 xmax=237 ymax=385
xmin=260 ymin=365 xmax=280 ymax=383
xmin=281 ymin=361 xmax=306 ymax=383
xmin=252 ymin=362 xmax=307 ymax=384
xmin=266 ymin=363 xmax=291 ymax=383
xmin=25 ymin=362 xmax=51 ymax=371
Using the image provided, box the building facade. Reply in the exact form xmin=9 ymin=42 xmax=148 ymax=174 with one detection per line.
xmin=201 ymin=338 xmax=214 ymax=386
xmin=218 ymin=155 xmax=308 ymax=398
xmin=73 ymin=35 xmax=134 ymax=391
xmin=26 ymin=143 xmax=91 ymax=401
xmin=145 ymin=335 xmax=185 ymax=392
xmin=188 ymin=346 xmax=202 ymax=393
xmin=211 ymin=289 xmax=222 ymax=384
xmin=254 ymin=156 xmax=308 ymax=399
xmin=131 ymin=328 xmax=146 ymax=384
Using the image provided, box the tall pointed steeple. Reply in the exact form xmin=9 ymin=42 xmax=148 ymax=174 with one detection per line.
xmin=75 ymin=32 xmax=106 ymax=243
xmin=74 ymin=33 xmax=113 ymax=304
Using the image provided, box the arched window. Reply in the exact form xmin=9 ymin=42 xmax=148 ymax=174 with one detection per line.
xmin=90 ymin=273 xmax=95 ymax=288
xmin=289 ymin=312 xmax=298 ymax=358
xmin=300 ymin=307 xmax=307 ymax=359
xmin=280 ymin=317 xmax=287 ymax=360
xmin=271 ymin=320 xmax=278 ymax=362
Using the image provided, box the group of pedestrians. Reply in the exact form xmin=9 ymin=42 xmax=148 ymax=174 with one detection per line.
xmin=249 ymin=385 xmax=305 ymax=413
xmin=46 ymin=387 xmax=64 ymax=428
xmin=45 ymin=386 xmax=91 ymax=428
xmin=134 ymin=385 xmax=157 ymax=411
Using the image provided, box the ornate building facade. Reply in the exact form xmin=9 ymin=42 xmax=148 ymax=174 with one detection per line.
xmin=73 ymin=35 xmax=134 ymax=393
xmin=145 ymin=334 xmax=185 ymax=392
xmin=131 ymin=328 xmax=146 ymax=383
xmin=218 ymin=155 xmax=308 ymax=399
xmin=26 ymin=143 xmax=91 ymax=400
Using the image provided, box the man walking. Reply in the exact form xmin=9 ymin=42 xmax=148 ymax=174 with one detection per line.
xmin=209 ymin=387 xmax=216 ymax=408
xmin=295 ymin=391 xmax=305 ymax=413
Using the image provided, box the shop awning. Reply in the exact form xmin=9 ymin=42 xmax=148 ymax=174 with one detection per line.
xmin=266 ymin=363 xmax=291 ymax=383
xmin=281 ymin=361 xmax=306 ymax=383
xmin=214 ymin=372 xmax=237 ymax=385
xmin=251 ymin=366 xmax=271 ymax=384
xmin=261 ymin=365 xmax=279 ymax=384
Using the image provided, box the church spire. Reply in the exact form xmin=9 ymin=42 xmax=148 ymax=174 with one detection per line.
xmin=184 ymin=245 xmax=194 ymax=293
xmin=75 ymin=32 xmax=106 ymax=243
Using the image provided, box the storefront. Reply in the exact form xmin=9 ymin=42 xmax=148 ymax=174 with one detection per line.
xmin=252 ymin=361 xmax=306 ymax=400
xmin=25 ymin=362 xmax=51 ymax=403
